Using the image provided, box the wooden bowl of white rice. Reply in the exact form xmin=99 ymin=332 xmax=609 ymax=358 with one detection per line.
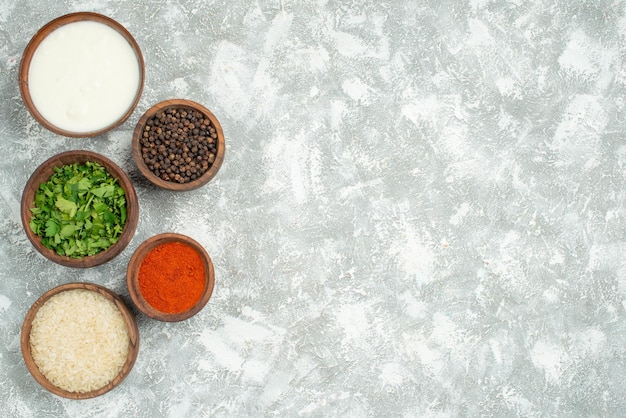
xmin=21 ymin=282 xmax=139 ymax=399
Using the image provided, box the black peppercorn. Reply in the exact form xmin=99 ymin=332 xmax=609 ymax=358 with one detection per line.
xmin=140 ymin=106 xmax=219 ymax=184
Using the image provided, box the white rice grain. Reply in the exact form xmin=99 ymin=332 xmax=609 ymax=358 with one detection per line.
xmin=29 ymin=289 xmax=130 ymax=393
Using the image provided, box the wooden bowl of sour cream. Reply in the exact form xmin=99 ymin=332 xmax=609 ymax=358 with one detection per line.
xmin=19 ymin=12 xmax=145 ymax=137
xmin=21 ymin=282 xmax=139 ymax=399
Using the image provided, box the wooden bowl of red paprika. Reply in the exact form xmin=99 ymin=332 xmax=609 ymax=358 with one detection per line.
xmin=126 ymin=233 xmax=215 ymax=322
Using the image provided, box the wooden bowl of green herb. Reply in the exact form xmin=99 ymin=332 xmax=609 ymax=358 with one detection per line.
xmin=21 ymin=150 xmax=139 ymax=268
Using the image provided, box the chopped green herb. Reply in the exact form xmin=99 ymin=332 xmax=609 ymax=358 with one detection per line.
xmin=30 ymin=161 xmax=128 ymax=258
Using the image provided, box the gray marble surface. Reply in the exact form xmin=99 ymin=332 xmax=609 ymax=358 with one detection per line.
xmin=1 ymin=0 xmax=626 ymax=416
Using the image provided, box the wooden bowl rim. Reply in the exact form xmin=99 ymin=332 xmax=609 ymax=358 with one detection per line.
xmin=132 ymin=99 xmax=225 ymax=191
xmin=18 ymin=12 xmax=145 ymax=138
xmin=20 ymin=282 xmax=140 ymax=399
xmin=126 ymin=232 xmax=215 ymax=322
xmin=20 ymin=150 xmax=139 ymax=268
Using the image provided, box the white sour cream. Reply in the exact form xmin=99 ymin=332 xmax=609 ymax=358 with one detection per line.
xmin=28 ymin=20 xmax=141 ymax=134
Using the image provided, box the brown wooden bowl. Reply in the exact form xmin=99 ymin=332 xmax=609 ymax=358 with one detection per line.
xmin=21 ymin=282 xmax=140 ymax=399
xmin=21 ymin=150 xmax=139 ymax=268
xmin=19 ymin=12 xmax=145 ymax=137
xmin=126 ymin=233 xmax=215 ymax=322
xmin=132 ymin=99 xmax=225 ymax=191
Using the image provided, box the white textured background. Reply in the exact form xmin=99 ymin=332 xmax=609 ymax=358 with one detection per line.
xmin=1 ymin=0 xmax=626 ymax=416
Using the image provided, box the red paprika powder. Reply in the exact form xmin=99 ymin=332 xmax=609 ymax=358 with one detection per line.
xmin=138 ymin=241 xmax=206 ymax=314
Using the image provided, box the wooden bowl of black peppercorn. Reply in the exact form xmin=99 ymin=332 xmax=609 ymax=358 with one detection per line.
xmin=132 ymin=99 xmax=225 ymax=191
